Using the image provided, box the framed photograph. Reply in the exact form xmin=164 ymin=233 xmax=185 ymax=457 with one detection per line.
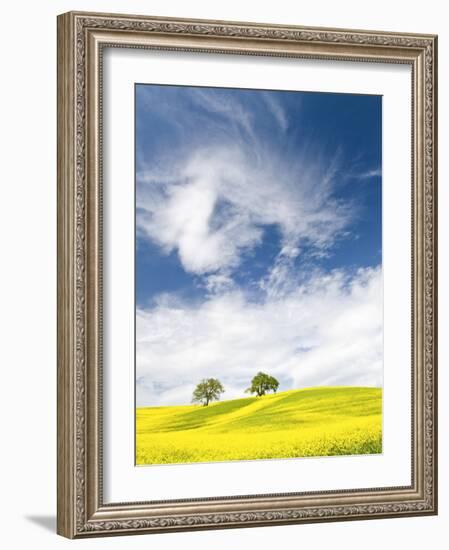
xmin=57 ymin=11 xmax=438 ymax=538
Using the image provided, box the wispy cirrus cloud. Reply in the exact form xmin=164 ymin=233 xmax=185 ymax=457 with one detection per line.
xmin=260 ymin=90 xmax=291 ymax=132
xmin=343 ymin=166 xmax=382 ymax=182
xmin=136 ymin=86 xmax=351 ymax=282
xmin=356 ymin=167 xmax=382 ymax=180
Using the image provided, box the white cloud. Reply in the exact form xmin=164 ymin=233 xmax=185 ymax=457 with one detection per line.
xmin=190 ymin=88 xmax=257 ymax=141
xmin=204 ymin=273 xmax=235 ymax=294
xmin=136 ymin=266 xmax=382 ymax=406
xmin=347 ymin=167 xmax=382 ymax=181
xmin=261 ymin=91 xmax=290 ymax=132
xmin=137 ymin=142 xmax=350 ymax=278
xmin=136 ymin=86 xmax=353 ymax=281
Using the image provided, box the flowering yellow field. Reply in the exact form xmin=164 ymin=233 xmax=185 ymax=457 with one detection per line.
xmin=136 ymin=386 xmax=382 ymax=465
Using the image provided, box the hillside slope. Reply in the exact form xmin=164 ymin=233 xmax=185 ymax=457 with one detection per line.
xmin=136 ymin=386 xmax=382 ymax=465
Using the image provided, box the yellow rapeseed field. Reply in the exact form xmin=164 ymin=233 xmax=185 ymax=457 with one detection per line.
xmin=136 ymin=386 xmax=382 ymax=465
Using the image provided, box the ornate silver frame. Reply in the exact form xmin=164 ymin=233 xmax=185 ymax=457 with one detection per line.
xmin=57 ymin=11 xmax=438 ymax=538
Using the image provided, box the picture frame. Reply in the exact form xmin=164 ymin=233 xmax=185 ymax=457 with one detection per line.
xmin=57 ymin=10 xmax=438 ymax=538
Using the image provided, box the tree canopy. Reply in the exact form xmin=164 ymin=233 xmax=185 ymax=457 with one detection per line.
xmin=192 ymin=378 xmax=225 ymax=406
xmin=245 ymin=372 xmax=279 ymax=396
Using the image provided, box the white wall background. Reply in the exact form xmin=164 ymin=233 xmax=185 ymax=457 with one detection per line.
xmin=0 ymin=1 xmax=445 ymax=548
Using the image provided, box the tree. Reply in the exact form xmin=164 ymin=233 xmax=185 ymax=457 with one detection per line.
xmin=246 ymin=372 xmax=279 ymax=396
xmin=192 ymin=378 xmax=225 ymax=406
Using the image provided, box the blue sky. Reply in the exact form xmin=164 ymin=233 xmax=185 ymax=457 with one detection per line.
xmin=135 ymin=84 xmax=382 ymax=407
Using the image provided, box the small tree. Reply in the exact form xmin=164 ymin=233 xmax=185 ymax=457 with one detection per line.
xmin=192 ymin=378 xmax=225 ymax=406
xmin=246 ymin=372 xmax=279 ymax=397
